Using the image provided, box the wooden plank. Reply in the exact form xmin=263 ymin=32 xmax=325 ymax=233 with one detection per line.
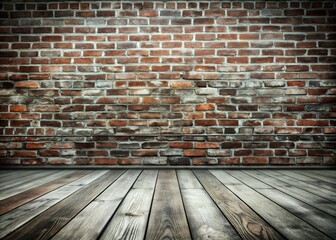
xmin=309 ymin=170 xmax=336 ymax=179
xmin=276 ymin=170 xmax=336 ymax=192
xmin=51 ymin=170 xmax=141 ymax=240
xmin=145 ymin=170 xmax=191 ymax=240
xmin=226 ymin=170 xmax=271 ymax=189
xmin=245 ymin=170 xmax=336 ymax=217
xmin=0 ymin=170 xmax=109 ymax=239
xmin=324 ymin=170 xmax=336 ymax=176
xmin=267 ymin=170 xmax=336 ymax=202
xmin=177 ymin=170 xmax=203 ymax=189
xmin=211 ymin=170 xmax=331 ymax=240
xmin=0 ymin=170 xmax=52 ymax=191
xmin=2 ymin=170 xmax=125 ymax=240
xmin=0 ymin=170 xmax=40 ymax=182
xmin=0 ymin=170 xmax=17 ymax=178
xmin=182 ymin=188 xmax=241 ymax=240
xmin=258 ymin=188 xmax=336 ymax=239
xmin=194 ymin=170 xmax=284 ymax=240
xmin=100 ymin=170 xmax=156 ymax=240
xmin=132 ymin=170 xmax=158 ymax=189
xmin=0 ymin=170 xmax=90 ymax=215
xmin=230 ymin=171 xmax=336 ymax=239
xmin=292 ymin=170 xmax=336 ymax=184
xmin=0 ymin=170 xmax=68 ymax=200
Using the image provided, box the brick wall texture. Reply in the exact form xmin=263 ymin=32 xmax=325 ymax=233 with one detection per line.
xmin=0 ymin=1 xmax=335 ymax=166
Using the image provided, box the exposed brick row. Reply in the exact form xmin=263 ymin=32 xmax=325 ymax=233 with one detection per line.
xmin=0 ymin=1 xmax=335 ymax=166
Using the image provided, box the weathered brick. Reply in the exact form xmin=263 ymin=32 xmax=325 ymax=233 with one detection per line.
xmin=0 ymin=1 xmax=334 ymax=167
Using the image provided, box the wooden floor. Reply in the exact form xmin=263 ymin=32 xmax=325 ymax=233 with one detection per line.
xmin=0 ymin=169 xmax=335 ymax=240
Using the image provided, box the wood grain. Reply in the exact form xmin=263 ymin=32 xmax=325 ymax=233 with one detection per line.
xmin=51 ymin=170 xmax=141 ymax=240
xmin=0 ymin=170 xmax=109 ymax=239
xmin=194 ymin=170 xmax=284 ymax=240
xmin=0 ymin=170 xmax=90 ymax=215
xmin=246 ymin=170 xmax=336 ymax=217
xmin=145 ymin=170 xmax=191 ymax=240
xmin=2 ymin=170 xmax=125 ymax=240
xmin=308 ymin=170 xmax=336 ymax=179
xmin=0 ymin=170 xmax=68 ymax=200
xmin=0 ymin=170 xmax=52 ymax=191
xmin=100 ymin=171 xmax=156 ymax=240
xmin=182 ymin=188 xmax=241 ymax=240
xmin=226 ymin=170 xmax=271 ymax=189
xmin=276 ymin=170 xmax=336 ymax=191
xmin=132 ymin=170 xmax=158 ymax=189
xmin=258 ymin=188 xmax=336 ymax=239
xmin=212 ymin=170 xmax=331 ymax=240
xmin=177 ymin=170 xmax=202 ymax=189
xmin=292 ymin=170 xmax=336 ymax=185
xmin=269 ymin=170 xmax=336 ymax=202
xmin=0 ymin=170 xmax=41 ymax=183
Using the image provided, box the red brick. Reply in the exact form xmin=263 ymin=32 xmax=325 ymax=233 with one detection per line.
xmin=10 ymin=105 xmax=28 ymax=112
xmin=243 ymin=157 xmax=268 ymax=165
xmin=196 ymin=104 xmax=215 ymax=111
xmin=170 ymin=142 xmax=193 ymax=149
xmin=194 ymin=142 xmax=219 ymax=149
xmin=297 ymin=120 xmax=329 ymax=126
xmin=95 ymin=158 xmax=117 ymax=165
xmin=184 ymin=149 xmax=206 ymax=157
xmin=195 ymin=120 xmax=217 ymax=126
xmin=139 ymin=10 xmax=158 ymax=17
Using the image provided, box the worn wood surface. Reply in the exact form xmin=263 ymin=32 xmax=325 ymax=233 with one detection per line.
xmin=293 ymin=170 xmax=336 ymax=185
xmin=212 ymin=170 xmax=331 ymax=240
xmin=2 ymin=170 xmax=125 ymax=240
xmin=0 ymin=169 xmax=335 ymax=240
xmin=100 ymin=170 xmax=157 ymax=240
xmin=145 ymin=170 xmax=191 ymax=240
xmin=194 ymin=170 xmax=284 ymax=240
xmin=0 ymin=170 xmax=68 ymax=200
xmin=0 ymin=170 xmax=108 ymax=239
xmin=246 ymin=170 xmax=336 ymax=217
xmin=52 ymin=170 xmax=141 ymax=240
xmin=269 ymin=170 xmax=336 ymax=202
xmin=276 ymin=170 xmax=336 ymax=191
xmin=0 ymin=171 xmax=89 ymax=215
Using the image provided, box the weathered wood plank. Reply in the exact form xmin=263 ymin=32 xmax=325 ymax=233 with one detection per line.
xmin=0 ymin=170 xmax=109 ymax=239
xmin=279 ymin=170 xmax=336 ymax=191
xmin=177 ymin=170 xmax=203 ymax=189
xmin=132 ymin=170 xmax=158 ymax=189
xmin=212 ymin=170 xmax=331 ymax=240
xmin=145 ymin=170 xmax=191 ymax=240
xmin=51 ymin=170 xmax=141 ymax=240
xmin=182 ymin=188 xmax=241 ymax=240
xmin=0 ymin=170 xmax=53 ymax=191
xmin=309 ymin=170 xmax=336 ymax=179
xmin=194 ymin=170 xmax=284 ymax=240
xmin=2 ymin=170 xmax=125 ymax=240
xmin=268 ymin=170 xmax=336 ymax=202
xmin=292 ymin=170 xmax=336 ymax=184
xmin=258 ymin=188 xmax=336 ymax=239
xmin=226 ymin=170 xmax=271 ymax=189
xmin=0 ymin=170 xmax=72 ymax=200
xmin=0 ymin=170 xmax=90 ymax=215
xmin=0 ymin=170 xmax=17 ymax=178
xmin=246 ymin=170 xmax=336 ymax=217
xmin=100 ymin=188 xmax=154 ymax=240
xmin=232 ymin=171 xmax=336 ymax=239
xmin=100 ymin=171 xmax=156 ymax=240
xmin=0 ymin=170 xmax=41 ymax=182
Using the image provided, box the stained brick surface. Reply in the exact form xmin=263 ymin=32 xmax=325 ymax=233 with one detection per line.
xmin=0 ymin=1 xmax=335 ymax=166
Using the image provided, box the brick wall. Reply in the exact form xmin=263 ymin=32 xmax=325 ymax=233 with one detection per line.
xmin=0 ymin=1 xmax=335 ymax=166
